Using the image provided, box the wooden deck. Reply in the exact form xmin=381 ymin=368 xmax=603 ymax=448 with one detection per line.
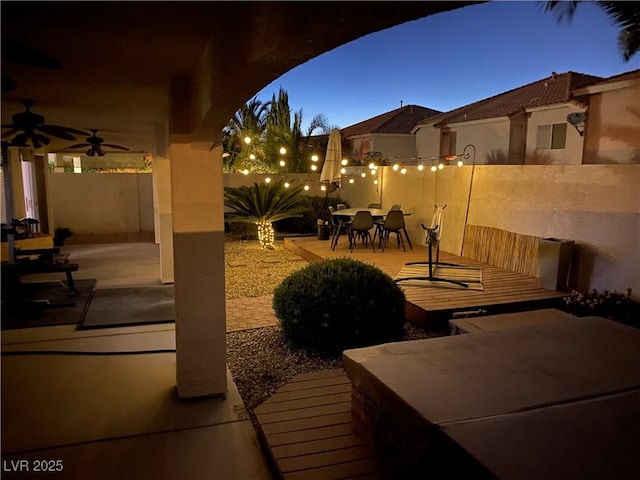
xmin=254 ymin=368 xmax=389 ymax=480
xmin=284 ymin=236 xmax=566 ymax=329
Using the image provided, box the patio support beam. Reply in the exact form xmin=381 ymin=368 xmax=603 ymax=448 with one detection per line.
xmin=169 ymin=140 xmax=226 ymax=398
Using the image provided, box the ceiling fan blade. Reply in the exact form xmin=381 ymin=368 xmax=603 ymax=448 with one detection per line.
xmin=39 ymin=124 xmax=90 ymax=138
xmin=66 ymin=143 xmax=90 ymax=149
xmin=2 ymin=129 xmax=19 ymax=138
xmin=37 ymin=127 xmax=76 ymax=141
xmin=2 ymin=40 xmax=62 ymax=69
xmin=102 ymin=144 xmax=130 ymax=150
xmin=2 ymin=74 xmax=17 ymax=92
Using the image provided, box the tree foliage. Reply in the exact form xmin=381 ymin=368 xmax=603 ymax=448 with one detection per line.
xmin=542 ymin=1 xmax=640 ymax=61
xmin=222 ymin=87 xmax=332 ymax=173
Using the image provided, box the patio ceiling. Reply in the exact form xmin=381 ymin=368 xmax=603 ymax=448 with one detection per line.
xmin=1 ymin=1 xmax=480 ymax=153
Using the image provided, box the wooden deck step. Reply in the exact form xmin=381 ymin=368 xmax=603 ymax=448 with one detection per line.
xmin=255 ymin=369 xmax=390 ymax=480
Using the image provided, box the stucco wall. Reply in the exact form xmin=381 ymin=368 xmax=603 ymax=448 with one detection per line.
xmin=353 ymin=164 xmax=639 ymax=296
xmin=584 ymin=85 xmax=640 ymax=164
xmin=48 ymin=172 xmax=154 ymax=234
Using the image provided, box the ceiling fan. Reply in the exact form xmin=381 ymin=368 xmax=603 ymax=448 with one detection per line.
xmin=1 ymin=99 xmax=89 ymax=149
xmin=65 ymin=129 xmax=130 ymax=157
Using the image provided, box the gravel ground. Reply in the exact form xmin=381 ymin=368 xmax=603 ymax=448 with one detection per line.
xmin=224 ymin=237 xmax=444 ymax=415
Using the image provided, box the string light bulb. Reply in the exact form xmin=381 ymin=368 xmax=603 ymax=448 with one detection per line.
xmin=361 ymin=172 xmax=366 ymax=178
xmin=349 ymin=178 xmax=354 ymax=184
xmin=458 ymin=159 xmax=463 ymax=167
xmin=311 ymin=154 xmax=319 ymax=162
xmin=400 ymin=166 xmax=407 ymax=175
xmin=284 ymin=181 xmax=290 ymax=188
xmin=242 ymin=169 xmax=249 ymax=175
xmin=373 ymin=179 xmax=378 ymax=185
xmin=431 ymin=164 xmax=437 ymax=172
xmin=311 ymin=164 xmax=317 ymax=171
xmin=249 ymin=153 xmax=256 ymax=160
xmin=368 ymin=162 xmax=375 ymax=169
xmin=265 ymin=177 xmax=271 ymax=183
xmin=438 ymin=163 xmax=444 ymax=170
xmin=392 ymin=163 xmax=399 ymax=171
xmin=279 ymin=147 xmax=287 ymax=155
xmin=279 ymin=160 xmax=286 ymax=167
xmin=341 ymin=159 xmax=348 ymax=166
xmin=418 ymin=163 xmax=424 ymax=171
xmin=304 ymin=184 xmax=310 ymax=191
xmin=340 ymin=167 xmax=346 ymax=174
xmin=244 ymin=136 xmax=251 ymax=145
xmin=320 ymin=185 xmax=326 ymax=192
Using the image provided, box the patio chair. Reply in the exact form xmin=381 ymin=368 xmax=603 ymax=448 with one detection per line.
xmin=379 ymin=209 xmax=407 ymax=252
xmin=367 ymin=203 xmax=382 ymax=209
xmin=395 ymin=204 xmax=468 ymax=287
xmin=349 ymin=210 xmax=375 ymax=253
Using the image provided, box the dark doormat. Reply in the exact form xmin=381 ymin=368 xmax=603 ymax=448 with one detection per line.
xmin=77 ymin=285 xmax=175 ymax=330
xmin=1 ymin=279 xmax=97 ymax=330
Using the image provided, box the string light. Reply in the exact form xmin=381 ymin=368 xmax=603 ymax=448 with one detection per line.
xmin=373 ymin=179 xmax=378 ymax=185
xmin=341 ymin=159 xmax=348 ymax=166
xmin=431 ymin=164 xmax=437 ymax=172
xmin=360 ymin=172 xmax=366 ymax=178
xmin=279 ymin=159 xmax=286 ymax=167
xmin=392 ymin=163 xmax=399 ymax=171
xmin=349 ymin=178 xmax=354 ymax=184
xmin=311 ymin=164 xmax=317 ymax=171
xmin=242 ymin=169 xmax=249 ymax=175
xmin=458 ymin=159 xmax=464 ymax=167
xmin=249 ymin=153 xmax=256 ymax=160
xmin=244 ymin=136 xmax=251 ymax=145
xmin=284 ymin=181 xmax=290 ymax=188
xmin=418 ymin=163 xmax=424 ymax=171
xmin=279 ymin=147 xmax=287 ymax=155
xmin=304 ymin=184 xmax=310 ymax=191
xmin=265 ymin=177 xmax=271 ymax=183
xmin=340 ymin=167 xmax=346 ymax=174
xmin=320 ymin=185 xmax=326 ymax=192
xmin=400 ymin=165 xmax=407 ymax=174
xmin=311 ymin=154 xmax=319 ymax=162
xmin=438 ymin=163 xmax=444 ymax=170
xmin=368 ymin=162 xmax=375 ymax=169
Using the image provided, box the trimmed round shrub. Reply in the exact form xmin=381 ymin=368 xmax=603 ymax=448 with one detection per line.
xmin=272 ymin=258 xmax=406 ymax=354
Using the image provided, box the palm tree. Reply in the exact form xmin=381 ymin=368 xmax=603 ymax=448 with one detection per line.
xmin=542 ymin=1 xmax=640 ymax=61
xmin=223 ymin=97 xmax=269 ymax=172
xmin=223 ymin=180 xmax=310 ymax=248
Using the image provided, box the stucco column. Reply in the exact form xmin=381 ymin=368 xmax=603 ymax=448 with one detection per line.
xmin=153 ymin=155 xmax=174 ymax=284
xmin=170 ymin=141 xmax=226 ymax=398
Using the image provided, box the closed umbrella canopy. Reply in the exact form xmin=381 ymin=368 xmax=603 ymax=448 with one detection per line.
xmin=320 ymin=128 xmax=342 ymax=188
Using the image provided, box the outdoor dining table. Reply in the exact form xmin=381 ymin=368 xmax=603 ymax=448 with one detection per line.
xmin=330 ymin=208 xmax=412 ymax=251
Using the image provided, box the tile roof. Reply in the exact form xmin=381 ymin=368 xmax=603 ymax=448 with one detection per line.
xmin=342 ymin=104 xmax=441 ymax=137
xmin=417 ymin=71 xmax=603 ymax=127
xmin=577 ymin=68 xmax=640 ymax=87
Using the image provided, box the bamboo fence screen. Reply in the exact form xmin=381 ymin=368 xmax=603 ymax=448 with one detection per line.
xmin=461 ymin=225 xmax=540 ymax=278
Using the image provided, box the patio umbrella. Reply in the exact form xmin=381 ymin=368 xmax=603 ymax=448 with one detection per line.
xmin=319 ymin=128 xmax=342 ymax=223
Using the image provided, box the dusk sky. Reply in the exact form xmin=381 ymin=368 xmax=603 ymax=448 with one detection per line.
xmin=255 ymin=1 xmax=639 ymax=131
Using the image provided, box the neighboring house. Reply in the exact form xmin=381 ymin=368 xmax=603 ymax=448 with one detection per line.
xmin=342 ymin=104 xmax=441 ymax=165
xmin=412 ymin=70 xmax=640 ymax=165
xmin=574 ymin=69 xmax=640 ymax=164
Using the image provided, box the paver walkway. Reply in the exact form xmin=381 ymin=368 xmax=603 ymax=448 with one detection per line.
xmin=226 ymin=295 xmax=279 ymax=332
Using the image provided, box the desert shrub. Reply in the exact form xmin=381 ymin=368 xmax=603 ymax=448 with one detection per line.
xmin=274 ymin=195 xmax=348 ymax=234
xmin=562 ymin=288 xmax=640 ymax=328
xmin=272 ymin=257 xmax=406 ymax=355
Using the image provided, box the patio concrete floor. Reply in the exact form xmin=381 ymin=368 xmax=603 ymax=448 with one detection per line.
xmin=1 ymin=238 xmax=276 ymax=479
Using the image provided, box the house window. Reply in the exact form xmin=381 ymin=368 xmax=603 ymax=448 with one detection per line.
xmin=536 ymin=123 xmax=567 ymax=150
xmin=440 ymin=130 xmax=457 ymax=156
